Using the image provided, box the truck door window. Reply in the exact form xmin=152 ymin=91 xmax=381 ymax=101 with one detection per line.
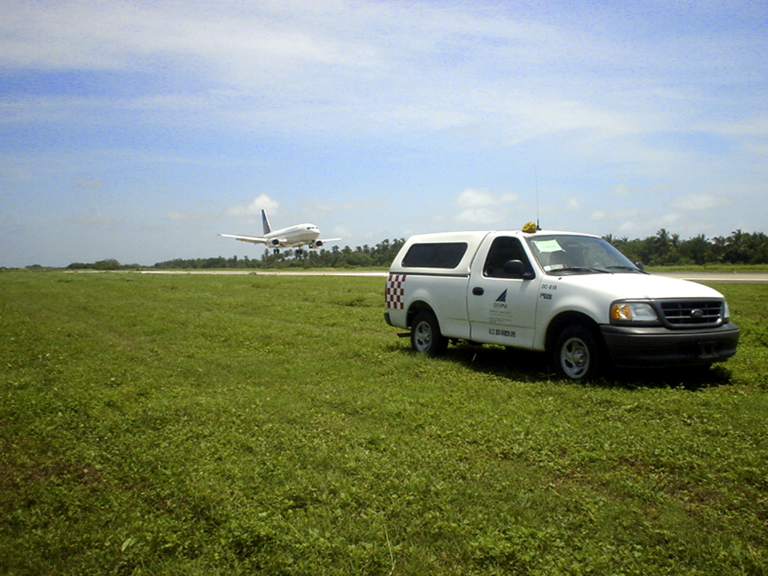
xmin=483 ymin=237 xmax=533 ymax=278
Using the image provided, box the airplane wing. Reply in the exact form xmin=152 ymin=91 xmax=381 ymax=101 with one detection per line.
xmin=308 ymin=237 xmax=342 ymax=249
xmin=218 ymin=233 xmax=268 ymax=245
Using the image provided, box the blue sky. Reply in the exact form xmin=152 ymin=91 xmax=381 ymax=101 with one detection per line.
xmin=1 ymin=0 xmax=766 ymax=267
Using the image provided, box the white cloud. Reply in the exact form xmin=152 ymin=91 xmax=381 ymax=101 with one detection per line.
xmin=167 ymin=209 xmax=196 ymax=222
xmin=455 ymin=188 xmax=518 ymax=208
xmin=611 ymin=184 xmax=632 ymax=197
xmin=669 ymin=194 xmax=727 ymax=212
xmin=66 ymin=212 xmax=117 ymax=230
xmin=0 ymin=0 xmax=698 ymax=142
xmin=224 ymin=194 xmax=280 ymax=219
xmin=2 ymin=0 xmax=763 ymax=165
xmin=456 ymin=208 xmax=502 ymax=225
xmin=453 ymin=188 xmax=520 ymax=224
xmin=743 ymin=141 xmax=768 ymax=156
xmin=707 ymin=116 xmax=768 ymax=138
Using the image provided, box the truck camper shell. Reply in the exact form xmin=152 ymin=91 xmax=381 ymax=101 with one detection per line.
xmin=391 ymin=231 xmax=488 ymax=276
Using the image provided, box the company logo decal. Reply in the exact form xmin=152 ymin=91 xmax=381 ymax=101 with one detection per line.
xmin=386 ymin=274 xmax=407 ymax=310
xmin=493 ymin=289 xmax=509 ymax=310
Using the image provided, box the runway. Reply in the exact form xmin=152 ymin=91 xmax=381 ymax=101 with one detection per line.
xmin=140 ymin=270 xmax=388 ymax=277
xmin=654 ymin=272 xmax=768 ymax=283
xmin=139 ymin=270 xmax=768 ymax=282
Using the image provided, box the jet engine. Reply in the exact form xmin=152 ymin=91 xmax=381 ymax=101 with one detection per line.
xmin=268 ymin=238 xmax=281 ymax=247
xmin=310 ymin=240 xmax=323 ymax=249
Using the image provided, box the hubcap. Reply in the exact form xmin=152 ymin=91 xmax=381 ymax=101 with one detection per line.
xmin=561 ymin=337 xmax=590 ymax=379
xmin=414 ymin=322 xmax=432 ymax=351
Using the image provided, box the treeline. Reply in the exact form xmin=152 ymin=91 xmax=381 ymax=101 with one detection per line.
xmin=63 ymin=230 xmax=768 ymax=271
xmin=65 ymin=239 xmax=407 ymax=271
xmin=153 ymin=239 xmax=406 ymax=269
xmin=65 ymin=259 xmax=142 ymax=271
xmin=605 ymin=229 xmax=768 ymax=266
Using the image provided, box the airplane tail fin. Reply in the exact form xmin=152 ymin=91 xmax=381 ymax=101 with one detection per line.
xmin=261 ymin=209 xmax=272 ymax=235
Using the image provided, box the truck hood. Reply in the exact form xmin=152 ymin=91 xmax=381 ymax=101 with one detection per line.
xmin=555 ymin=272 xmax=725 ymax=300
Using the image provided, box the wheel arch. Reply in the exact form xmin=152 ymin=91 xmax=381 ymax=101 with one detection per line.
xmin=406 ymin=300 xmax=438 ymax=329
xmin=545 ymin=311 xmax=604 ymax=354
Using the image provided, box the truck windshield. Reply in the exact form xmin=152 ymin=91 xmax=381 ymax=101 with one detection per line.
xmin=527 ymin=234 xmax=641 ymax=275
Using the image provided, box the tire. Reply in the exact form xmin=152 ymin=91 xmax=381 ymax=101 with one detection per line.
xmin=552 ymin=325 xmax=600 ymax=381
xmin=410 ymin=312 xmax=448 ymax=356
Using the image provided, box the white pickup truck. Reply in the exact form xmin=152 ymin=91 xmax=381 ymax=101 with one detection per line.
xmin=384 ymin=228 xmax=739 ymax=380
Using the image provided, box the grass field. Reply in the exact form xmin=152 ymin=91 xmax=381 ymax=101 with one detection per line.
xmin=1 ymin=271 xmax=767 ymax=575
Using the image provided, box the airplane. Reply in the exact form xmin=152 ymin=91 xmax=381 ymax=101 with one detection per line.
xmin=219 ymin=209 xmax=340 ymax=254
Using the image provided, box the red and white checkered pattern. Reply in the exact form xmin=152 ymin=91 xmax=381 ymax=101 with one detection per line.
xmin=386 ymin=273 xmax=407 ymax=310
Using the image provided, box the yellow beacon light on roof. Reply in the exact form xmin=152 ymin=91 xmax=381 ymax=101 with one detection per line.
xmin=522 ymin=221 xmax=538 ymax=233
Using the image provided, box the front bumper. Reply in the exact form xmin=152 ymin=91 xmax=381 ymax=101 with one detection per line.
xmin=600 ymin=323 xmax=739 ymax=368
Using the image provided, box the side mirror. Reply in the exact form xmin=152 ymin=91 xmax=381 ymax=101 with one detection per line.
xmin=635 ymin=261 xmax=645 ymax=271
xmin=503 ymin=260 xmax=535 ymax=280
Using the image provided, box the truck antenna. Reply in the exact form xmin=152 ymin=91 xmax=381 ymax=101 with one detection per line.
xmin=534 ymin=165 xmax=540 ymax=230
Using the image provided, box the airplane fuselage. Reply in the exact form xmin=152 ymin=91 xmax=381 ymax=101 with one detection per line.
xmin=267 ymin=224 xmax=320 ymax=248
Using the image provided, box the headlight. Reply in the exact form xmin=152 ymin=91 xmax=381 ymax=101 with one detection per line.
xmin=611 ymin=302 xmax=659 ymax=323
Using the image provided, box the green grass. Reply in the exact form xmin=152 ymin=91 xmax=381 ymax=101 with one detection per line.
xmin=1 ymin=271 xmax=767 ymax=575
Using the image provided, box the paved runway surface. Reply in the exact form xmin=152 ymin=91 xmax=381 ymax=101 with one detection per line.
xmin=140 ymin=270 xmax=387 ymax=276
xmin=654 ymin=272 xmax=768 ymax=283
xmin=140 ymin=270 xmax=768 ymax=282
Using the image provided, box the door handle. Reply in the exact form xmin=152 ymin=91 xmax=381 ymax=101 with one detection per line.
xmin=472 ymin=287 xmax=484 ymax=296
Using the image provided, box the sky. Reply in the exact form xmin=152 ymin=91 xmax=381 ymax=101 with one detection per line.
xmin=1 ymin=0 xmax=767 ymax=267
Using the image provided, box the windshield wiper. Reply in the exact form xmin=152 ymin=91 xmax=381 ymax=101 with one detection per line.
xmin=551 ymin=267 xmax=610 ymax=275
xmin=605 ymin=266 xmax=647 ymax=274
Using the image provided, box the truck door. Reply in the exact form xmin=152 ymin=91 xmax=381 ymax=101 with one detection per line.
xmin=468 ymin=235 xmax=539 ymax=348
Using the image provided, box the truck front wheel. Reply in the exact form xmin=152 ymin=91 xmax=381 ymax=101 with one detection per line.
xmin=411 ymin=312 xmax=448 ymax=356
xmin=552 ymin=325 xmax=599 ymax=381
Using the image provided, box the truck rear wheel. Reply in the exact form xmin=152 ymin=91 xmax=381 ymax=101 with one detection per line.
xmin=552 ymin=325 xmax=599 ymax=381
xmin=411 ymin=312 xmax=448 ymax=356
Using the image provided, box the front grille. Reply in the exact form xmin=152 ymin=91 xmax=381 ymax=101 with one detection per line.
xmin=660 ymin=300 xmax=723 ymax=327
